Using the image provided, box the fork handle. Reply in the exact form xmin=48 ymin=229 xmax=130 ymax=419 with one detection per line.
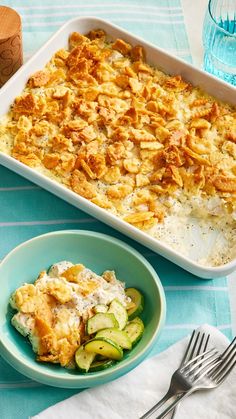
xmin=169 ymin=405 xmax=178 ymax=419
xmin=155 ymin=390 xmax=194 ymax=419
xmin=140 ymin=389 xmax=175 ymax=419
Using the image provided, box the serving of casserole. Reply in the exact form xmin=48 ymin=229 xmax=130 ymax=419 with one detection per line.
xmin=0 ymin=17 xmax=235 ymax=278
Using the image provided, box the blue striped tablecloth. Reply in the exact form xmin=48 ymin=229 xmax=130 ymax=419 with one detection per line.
xmin=0 ymin=1 xmax=232 ymax=418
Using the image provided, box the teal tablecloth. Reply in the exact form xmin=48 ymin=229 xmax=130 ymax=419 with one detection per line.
xmin=0 ymin=1 xmax=232 ymax=418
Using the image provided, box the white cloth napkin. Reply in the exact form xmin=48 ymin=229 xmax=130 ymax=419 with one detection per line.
xmin=32 ymin=325 xmax=236 ymax=419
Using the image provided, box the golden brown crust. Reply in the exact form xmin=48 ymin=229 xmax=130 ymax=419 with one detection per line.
xmin=28 ymin=70 xmax=50 ymax=88
xmin=11 ymin=264 xmax=105 ymax=366
xmin=1 ymin=30 xmax=235 ymax=233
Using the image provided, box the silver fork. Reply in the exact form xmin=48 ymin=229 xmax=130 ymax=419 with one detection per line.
xmin=170 ymin=330 xmax=210 ymax=418
xmin=140 ymin=330 xmax=211 ymax=419
xmin=140 ymin=347 xmax=219 ymax=419
xmin=154 ymin=336 xmax=236 ymax=419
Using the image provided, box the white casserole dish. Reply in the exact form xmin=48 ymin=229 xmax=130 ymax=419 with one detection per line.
xmin=0 ymin=16 xmax=235 ymax=279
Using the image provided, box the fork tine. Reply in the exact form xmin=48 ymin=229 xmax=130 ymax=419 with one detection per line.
xmin=210 ymin=338 xmax=236 ymax=379
xmin=180 ymin=330 xmax=198 ymax=367
xmin=217 ymin=359 xmax=236 ymax=384
xmin=182 ymin=348 xmax=216 ymax=370
xmin=195 ymin=333 xmax=210 ymax=361
xmin=182 ymin=332 xmax=210 ymax=367
xmin=211 ymin=340 xmax=236 ymax=381
xmin=188 ymin=351 xmax=219 ymax=377
xmin=195 ymin=333 xmax=205 ymax=357
xmin=194 ymin=358 xmax=221 ymax=383
xmin=203 ymin=334 xmax=210 ymax=352
xmin=185 ymin=331 xmax=200 ymax=364
xmin=221 ymin=337 xmax=236 ymax=360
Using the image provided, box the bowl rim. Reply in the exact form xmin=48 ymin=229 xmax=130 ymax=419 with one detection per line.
xmin=0 ymin=229 xmax=166 ymax=386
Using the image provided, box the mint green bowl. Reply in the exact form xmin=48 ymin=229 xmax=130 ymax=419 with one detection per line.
xmin=0 ymin=230 xmax=166 ymax=388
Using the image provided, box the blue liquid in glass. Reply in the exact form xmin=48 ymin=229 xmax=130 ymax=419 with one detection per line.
xmin=204 ymin=19 xmax=236 ymax=85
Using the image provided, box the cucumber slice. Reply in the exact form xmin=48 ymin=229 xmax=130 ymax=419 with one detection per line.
xmin=94 ymin=304 xmax=108 ymax=314
xmin=84 ymin=337 xmax=123 ymax=360
xmin=124 ymin=317 xmax=144 ymax=345
xmin=89 ymin=359 xmax=114 ymax=372
xmin=96 ymin=328 xmax=132 ymax=350
xmin=131 ymin=317 xmax=145 ymax=328
xmin=125 ymin=288 xmax=144 ymax=320
xmin=108 ymin=299 xmax=128 ymax=330
xmin=75 ymin=346 xmax=96 ymax=372
xmin=86 ymin=313 xmax=119 ymax=335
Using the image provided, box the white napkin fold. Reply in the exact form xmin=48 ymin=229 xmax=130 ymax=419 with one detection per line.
xmin=32 ymin=325 xmax=236 ymax=419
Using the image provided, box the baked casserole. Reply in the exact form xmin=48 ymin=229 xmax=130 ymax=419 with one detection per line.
xmin=0 ymin=29 xmax=235 ymax=266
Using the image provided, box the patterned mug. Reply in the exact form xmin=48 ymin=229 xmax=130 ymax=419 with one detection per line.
xmin=0 ymin=6 xmax=23 ymax=87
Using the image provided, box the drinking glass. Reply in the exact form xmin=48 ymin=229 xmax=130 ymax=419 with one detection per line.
xmin=202 ymin=0 xmax=236 ymax=85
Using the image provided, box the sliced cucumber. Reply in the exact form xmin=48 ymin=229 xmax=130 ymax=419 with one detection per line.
xmin=108 ymin=299 xmax=128 ymax=330
xmin=89 ymin=359 xmax=114 ymax=372
xmin=84 ymin=337 xmax=123 ymax=360
xmin=125 ymin=288 xmax=144 ymax=320
xmin=124 ymin=317 xmax=144 ymax=345
xmin=131 ymin=317 xmax=145 ymax=328
xmin=75 ymin=346 xmax=96 ymax=372
xmin=94 ymin=304 xmax=108 ymax=314
xmin=96 ymin=328 xmax=132 ymax=350
xmin=86 ymin=313 xmax=119 ymax=335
